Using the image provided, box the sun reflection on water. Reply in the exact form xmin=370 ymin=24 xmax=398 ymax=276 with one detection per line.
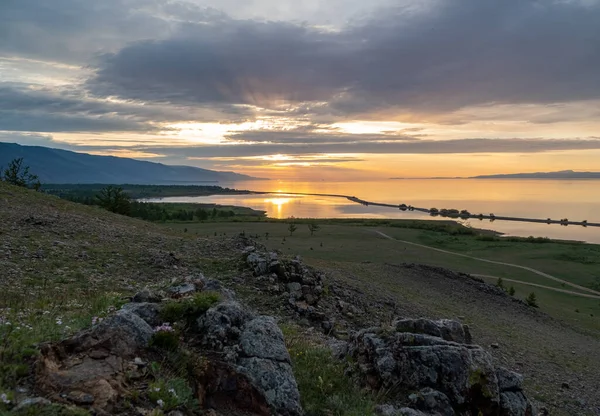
xmin=264 ymin=197 xmax=292 ymax=219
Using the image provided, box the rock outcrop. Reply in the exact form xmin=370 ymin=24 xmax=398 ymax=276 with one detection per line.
xmin=196 ymin=302 xmax=303 ymax=416
xmin=32 ymin=276 xmax=302 ymax=416
xmin=348 ymin=320 xmax=536 ymax=416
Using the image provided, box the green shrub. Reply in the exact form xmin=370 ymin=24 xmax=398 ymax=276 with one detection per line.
xmin=147 ymin=378 xmax=197 ymax=412
xmin=508 ymin=286 xmax=515 ymax=296
xmin=160 ymin=292 xmax=220 ymax=324
xmin=526 ymin=292 xmax=538 ymax=308
xmin=150 ymin=330 xmax=179 ymax=351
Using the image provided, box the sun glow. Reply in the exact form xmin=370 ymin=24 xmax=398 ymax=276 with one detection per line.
xmin=264 ymin=197 xmax=292 ymax=218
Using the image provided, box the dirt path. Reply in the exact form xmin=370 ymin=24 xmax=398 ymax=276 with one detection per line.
xmin=472 ymin=274 xmax=600 ymax=299
xmin=373 ymin=229 xmax=600 ymax=297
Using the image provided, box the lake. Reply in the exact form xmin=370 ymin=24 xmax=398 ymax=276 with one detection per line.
xmin=144 ymin=179 xmax=600 ymax=244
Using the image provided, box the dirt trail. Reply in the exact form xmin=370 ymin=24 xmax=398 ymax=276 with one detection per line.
xmin=373 ymin=229 xmax=600 ymax=298
xmin=472 ymin=274 xmax=600 ymax=299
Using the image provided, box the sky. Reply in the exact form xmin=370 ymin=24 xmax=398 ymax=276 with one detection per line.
xmin=1 ymin=0 xmax=600 ymax=180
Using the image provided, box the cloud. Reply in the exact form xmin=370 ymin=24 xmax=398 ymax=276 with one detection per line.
xmin=0 ymin=83 xmax=257 ymax=133
xmin=86 ymin=0 xmax=600 ymax=113
xmin=225 ymin=126 xmax=421 ymax=144
xmin=136 ymin=137 xmax=600 ymax=159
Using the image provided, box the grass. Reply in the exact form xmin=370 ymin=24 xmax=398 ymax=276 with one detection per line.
xmin=281 ymin=324 xmax=377 ymax=416
xmin=160 ymin=292 xmax=221 ymax=325
xmin=3 ymin=182 xmax=600 ymax=415
xmin=166 ymin=221 xmax=600 ymax=335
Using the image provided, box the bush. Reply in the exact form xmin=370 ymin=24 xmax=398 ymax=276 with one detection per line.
xmin=526 ymin=292 xmax=538 ymax=308
xmin=96 ymin=186 xmax=131 ymax=215
xmin=150 ymin=329 xmax=179 ymax=351
xmin=508 ymin=286 xmax=515 ymax=296
xmin=147 ymin=377 xmax=197 ymax=412
xmin=160 ymin=292 xmax=220 ymax=324
xmin=0 ymin=158 xmax=40 ymax=190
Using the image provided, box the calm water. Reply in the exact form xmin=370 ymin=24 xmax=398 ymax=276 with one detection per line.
xmin=146 ymin=179 xmax=600 ymax=244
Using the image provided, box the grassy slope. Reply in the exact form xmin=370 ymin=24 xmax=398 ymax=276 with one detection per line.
xmin=0 ymin=182 xmax=241 ymax=395
xmin=170 ymin=221 xmax=600 ymax=415
xmin=168 ymin=221 xmax=600 ymax=335
xmin=3 ymin=184 xmax=600 ymax=415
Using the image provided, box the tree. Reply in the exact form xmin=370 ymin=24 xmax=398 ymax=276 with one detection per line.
xmin=496 ymin=277 xmax=505 ymax=290
xmin=96 ymin=186 xmax=131 ymax=215
xmin=508 ymin=286 xmax=515 ymax=296
xmin=288 ymin=223 xmax=297 ymax=236
xmin=526 ymin=292 xmax=538 ymax=308
xmin=307 ymin=223 xmax=320 ymax=236
xmin=1 ymin=158 xmax=41 ymax=190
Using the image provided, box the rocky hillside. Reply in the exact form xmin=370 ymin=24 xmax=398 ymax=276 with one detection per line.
xmin=0 ymin=181 xmax=596 ymax=415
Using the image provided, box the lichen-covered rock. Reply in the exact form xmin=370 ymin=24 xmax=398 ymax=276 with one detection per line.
xmin=500 ymin=391 xmax=536 ymax=416
xmin=409 ymin=388 xmax=455 ymax=416
xmin=121 ymin=302 xmax=161 ymax=327
xmin=348 ymin=322 xmax=535 ymax=416
xmin=197 ymin=301 xmax=302 ymax=416
xmin=247 ymin=252 xmax=269 ymax=276
xmin=394 ymin=318 xmax=471 ymax=344
xmin=240 ymin=317 xmax=291 ymax=362
xmin=237 ymin=357 xmax=302 ymax=416
xmin=496 ymin=367 xmax=524 ymax=392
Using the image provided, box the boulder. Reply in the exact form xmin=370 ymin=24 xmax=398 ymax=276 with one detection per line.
xmin=496 ymin=367 xmax=524 ymax=392
xmin=394 ymin=318 xmax=471 ymax=344
xmin=409 ymin=388 xmax=455 ymax=416
xmin=132 ymin=288 xmax=162 ymax=303
xmin=348 ymin=322 xmax=535 ymax=416
xmin=247 ymin=252 xmax=269 ymax=276
xmin=197 ymin=301 xmax=302 ymax=416
xmin=240 ymin=317 xmax=291 ymax=362
xmin=36 ymin=310 xmax=153 ymax=411
xmin=121 ymin=302 xmax=161 ymax=327
xmin=168 ymin=282 xmax=196 ymax=297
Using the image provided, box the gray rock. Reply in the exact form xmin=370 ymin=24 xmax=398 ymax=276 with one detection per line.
xmin=496 ymin=367 xmax=524 ymax=392
xmin=237 ymin=357 xmax=302 ymax=416
xmin=500 ymin=391 xmax=536 ymax=416
xmin=201 ymin=278 xmax=236 ymax=300
xmin=287 ymin=282 xmax=302 ymax=298
xmin=121 ymin=302 xmax=161 ymax=327
xmin=409 ymin=387 xmax=455 ymax=416
xmin=64 ymin=310 xmax=154 ymax=357
xmin=240 ymin=316 xmax=291 ymax=362
xmin=197 ymin=301 xmax=254 ymax=356
xmin=394 ymin=318 xmax=471 ymax=344
xmin=348 ymin=328 xmax=503 ymax=414
xmin=247 ymin=252 xmax=268 ymax=276
xmin=132 ymin=288 xmax=162 ymax=303
xmin=197 ymin=301 xmax=302 ymax=415
xmin=168 ymin=282 xmax=196 ymax=296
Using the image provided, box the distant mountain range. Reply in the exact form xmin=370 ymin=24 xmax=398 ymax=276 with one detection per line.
xmin=0 ymin=142 xmax=259 ymax=184
xmin=470 ymin=170 xmax=600 ymax=179
xmin=391 ymin=170 xmax=600 ymax=180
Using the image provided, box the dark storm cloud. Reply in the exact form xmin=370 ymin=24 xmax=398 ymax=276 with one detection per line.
xmin=87 ymin=0 xmax=600 ymax=112
xmin=138 ymin=137 xmax=600 ymax=159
